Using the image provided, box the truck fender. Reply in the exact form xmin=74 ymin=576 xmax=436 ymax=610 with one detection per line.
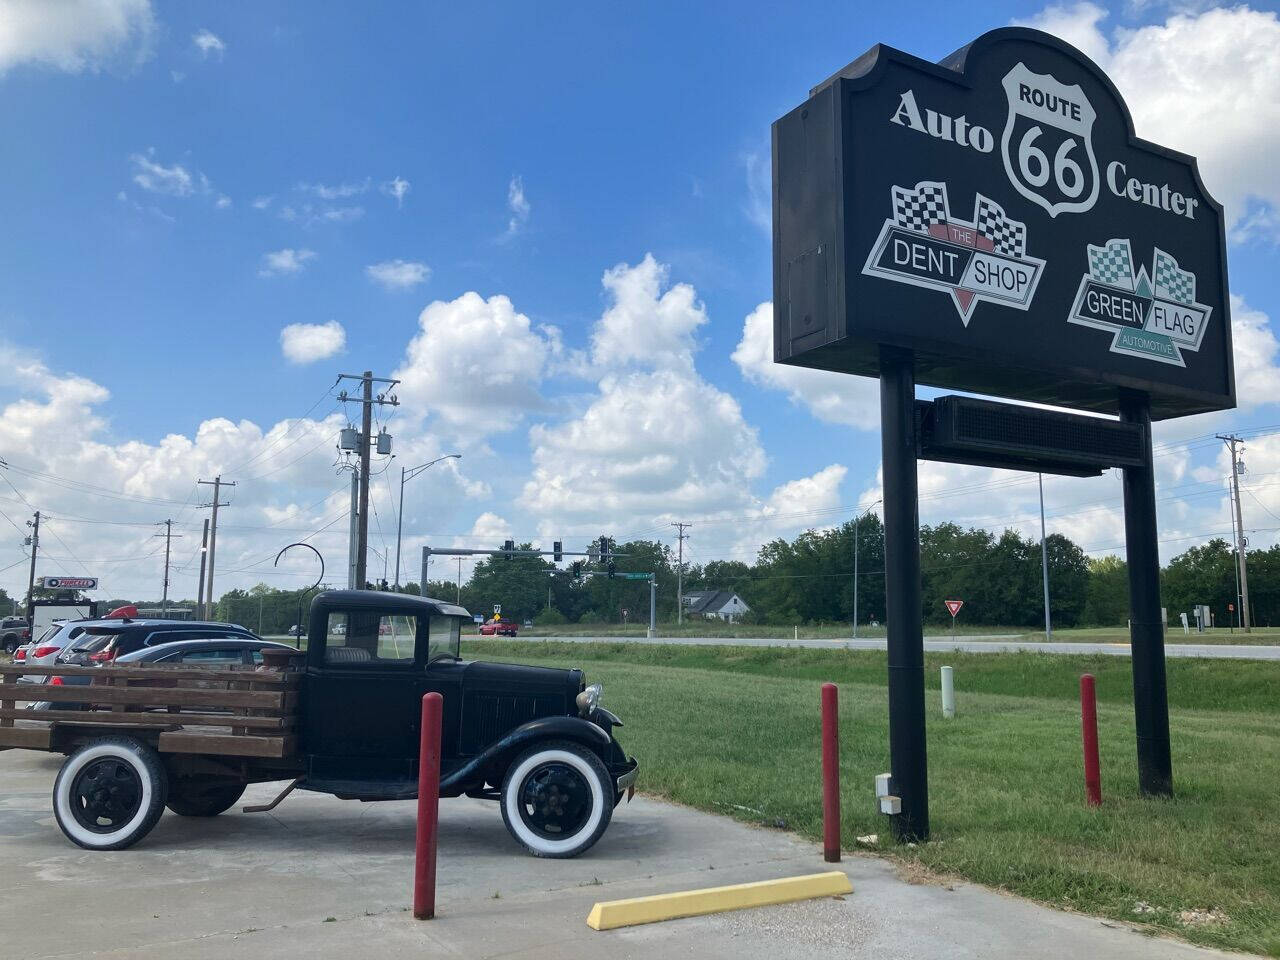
xmin=440 ymin=716 xmax=610 ymax=792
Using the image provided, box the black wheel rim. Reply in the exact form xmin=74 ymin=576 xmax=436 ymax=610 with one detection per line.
xmin=517 ymin=762 xmax=593 ymax=840
xmin=69 ymin=758 xmax=143 ymax=833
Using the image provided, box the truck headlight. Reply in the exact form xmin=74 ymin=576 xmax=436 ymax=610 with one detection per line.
xmin=576 ymin=682 xmax=602 ymax=717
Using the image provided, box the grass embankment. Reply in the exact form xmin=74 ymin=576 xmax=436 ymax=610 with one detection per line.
xmin=463 ymin=638 xmax=1280 ymax=956
xmin=514 ymin=622 xmax=1280 ymax=645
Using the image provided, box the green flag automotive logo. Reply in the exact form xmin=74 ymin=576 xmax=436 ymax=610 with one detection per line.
xmin=862 ymin=180 xmax=1045 ymax=326
xmin=1067 ymin=239 xmax=1211 ymax=367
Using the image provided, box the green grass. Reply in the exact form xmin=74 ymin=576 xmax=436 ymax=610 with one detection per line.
xmin=463 ymin=639 xmax=1280 ymax=956
xmin=510 ymin=622 xmax=1280 ymax=645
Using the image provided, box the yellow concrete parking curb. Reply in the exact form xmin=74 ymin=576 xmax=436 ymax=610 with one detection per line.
xmin=586 ymin=870 xmax=853 ymax=930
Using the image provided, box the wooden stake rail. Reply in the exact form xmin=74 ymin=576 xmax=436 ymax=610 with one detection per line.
xmin=0 ymin=663 xmax=299 ymax=759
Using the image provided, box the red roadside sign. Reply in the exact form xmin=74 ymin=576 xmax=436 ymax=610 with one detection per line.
xmin=945 ymin=599 xmax=964 ymax=618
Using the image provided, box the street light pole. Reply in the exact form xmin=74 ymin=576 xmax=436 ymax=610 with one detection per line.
xmin=395 ymin=454 xmax=462 ymax=589
xmin=853 ymin=499 xmax=882 ymax=639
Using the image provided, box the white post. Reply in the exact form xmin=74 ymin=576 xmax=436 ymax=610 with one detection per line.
xmin=647 ymin=576 xmax=656 ymax=639
xmin=794 ymin=625 xmax=798 ymax=641
xmin=940 ymin=666 xmax=955 ymax=719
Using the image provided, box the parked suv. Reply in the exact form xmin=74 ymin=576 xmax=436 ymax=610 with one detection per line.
xmin=2 ymin=617 xmax=30 ymax=654
xmin=54 ymin=618 xmax=260 ymax=669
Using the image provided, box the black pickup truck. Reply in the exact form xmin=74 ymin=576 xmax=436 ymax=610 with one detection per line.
xmin=0 ymin=590 xmax=637 ymax=858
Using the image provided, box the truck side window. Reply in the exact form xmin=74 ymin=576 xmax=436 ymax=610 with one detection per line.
xmin=323 ymin=612 xmax=415 ymax=665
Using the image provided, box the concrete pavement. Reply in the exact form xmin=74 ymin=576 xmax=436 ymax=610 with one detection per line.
xmin=533 ymin=633 xmax=1280 ymax=660
xmin=0 ymin=750 xmax=1247 ymax=959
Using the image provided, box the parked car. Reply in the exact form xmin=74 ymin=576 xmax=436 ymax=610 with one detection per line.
xmin=479 ymin=617 xmax=518 ymax=637
xmin=2 ymin=616 xmax=30 ymax=654
xmin=27 ymin=637 xmax=297 ymax=711
xmin=287 ymin=625 xmax=306 ymax=638
xmin=53 ymin=618 xmax=260 ymax=671
xmin=19 ymin=620 xmax=86 ymax=681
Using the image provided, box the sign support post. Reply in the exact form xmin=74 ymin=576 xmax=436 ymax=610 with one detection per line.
xmin=1119 ymin=393 xmax=1173 ymax=797
xmin=879 ymin=347 xmax=929 ymax=843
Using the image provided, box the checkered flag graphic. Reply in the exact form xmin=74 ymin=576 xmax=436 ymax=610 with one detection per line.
xmin=973 ymin=195 xmax=1026 ymax=258
xmin=1154 ymin=248 xmax=1195 ymax=305
xmin=1087 ymin=238 xmax=1135 ymax=291
xmin=892 ymin=181 xmax=949 ymax=233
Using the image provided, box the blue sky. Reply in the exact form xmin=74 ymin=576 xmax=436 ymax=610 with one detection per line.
xmin=1 ymin=0 xmax=1279 ymax=600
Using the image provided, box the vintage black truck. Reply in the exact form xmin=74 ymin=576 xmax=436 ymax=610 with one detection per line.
xmin=0 ymin=590 xmax=638 ymax=858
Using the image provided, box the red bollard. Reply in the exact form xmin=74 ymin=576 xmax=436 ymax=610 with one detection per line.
xmin=1080 ymin=674 xmax=1102 ymax=807
xmin=821 ymin=682 xmax=841 ymax=862
xmin=414 ymin=692 xmax=444 ymax=919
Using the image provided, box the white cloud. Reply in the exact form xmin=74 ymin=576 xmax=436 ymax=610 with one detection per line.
xmin=503 ymin=175 xmax=530 ymax=239
xmin=1230 ymin=295 xmax=1280 ymax=409
xmin=366 ymin=259 xmax=430 ymax=290
xmin=251 ymin=195 xmax=273 ymax=210
xmin=381 ymin=176 xmax=411 ymax=208
xmin=0 ymin=0 xmax=154 ymax=74
xmin=192 ymin=29 xmax=224 ymax=58
xmin=298 ymin=179 xmax=370 ymax=201
xmin=1018 ymin=3 xmax=1280 ymax=238
xmin=743 ymin=152 xmax=771 ymax=233
xmin=259 ymin=248 xmax=316 ymax=277
xmin=520 ymin=367 xmax=767 ymax=523
xmin=215 ymin=194 xmax=231 ymax=209
xmin=130 ymin=152 xmax=194 ymax=196
xmin=279 ymin=320 xmax=346 ymax=365
xmin=732 ymin=302 xmax=881 ymax=430
xmin=590 ymin=254 xmax=707 ymax=370
xmin=393 ymin=291 xmax=559 ymax=435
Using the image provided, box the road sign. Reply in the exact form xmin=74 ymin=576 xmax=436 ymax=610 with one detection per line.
xmin=773 ymin=27 xmax=1232 ymax=420
xmin=492 ymin=604 xmax=501 ymax=615
xmin=1228 ymin=603 xmax=1235 ymax=612
xmin=38 ymin=576 xmax=98 ymax=590
xmin=945 ymin=599 xmax=964 ymax=618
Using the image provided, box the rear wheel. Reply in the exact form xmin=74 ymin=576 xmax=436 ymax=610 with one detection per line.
xmin=500 ymin=740 xmax=612 ymax=858
xmin=166 ymin=779 xmax=246 ymax=817
xmin=53 ymin=737 xmax=168 ymax=850
xmin=2 ymin=635 xmax=18 ymax=654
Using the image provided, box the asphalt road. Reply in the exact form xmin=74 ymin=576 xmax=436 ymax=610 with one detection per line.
xmin=534 ymin=634 xmax=1280 ymax=661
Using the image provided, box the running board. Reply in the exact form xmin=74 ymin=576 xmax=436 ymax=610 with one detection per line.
xmin=242 ymin=777 xmax=302 ymax=813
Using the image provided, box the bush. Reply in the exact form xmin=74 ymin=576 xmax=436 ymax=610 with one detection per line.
xmin=577 ymin=610 xmax=605 ymax=624
xmin=534 ymin=608 xmax=567 ymax=626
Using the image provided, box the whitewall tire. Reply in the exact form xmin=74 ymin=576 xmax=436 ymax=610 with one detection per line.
xmin=53 ymin=737 xmax=168 ymax=850
xmin=501 ymin=740 xmax=613 ymax=858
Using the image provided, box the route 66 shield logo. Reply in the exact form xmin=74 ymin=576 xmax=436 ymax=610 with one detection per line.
xmin=1000 ymin=62 xmax=1099 ymax=218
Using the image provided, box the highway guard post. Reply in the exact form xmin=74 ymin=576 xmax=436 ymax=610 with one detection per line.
xmin=773 ymin=28 xmax=1234 ymax=840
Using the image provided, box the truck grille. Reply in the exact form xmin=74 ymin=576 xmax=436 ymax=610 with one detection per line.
xmin=463 ymin=693 xmax=563 ymax=754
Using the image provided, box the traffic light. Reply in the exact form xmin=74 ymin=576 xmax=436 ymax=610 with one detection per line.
xmin=570 ymin=560 xmax=584 ymax=580
xmin=553 ymin=540 xmax=563 ymax=562
xmin=607 ymin=561 xmax=616 ymax=579
xmin=598 ymin=536 xmax=610 ymax=560
xmin=503 ymin=539 xmax=514 ymax=560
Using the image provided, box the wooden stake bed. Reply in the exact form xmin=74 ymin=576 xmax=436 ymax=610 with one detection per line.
xmin=0 ymin=664 xmax=300 ymax=759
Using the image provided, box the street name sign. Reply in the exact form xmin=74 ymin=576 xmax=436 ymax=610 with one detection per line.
xmin=773 ymin=27 xmax=1233 ymax=420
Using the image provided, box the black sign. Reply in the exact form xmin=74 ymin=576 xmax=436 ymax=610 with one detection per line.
xmin=772 ymin=28 xmax=1233 ymax=419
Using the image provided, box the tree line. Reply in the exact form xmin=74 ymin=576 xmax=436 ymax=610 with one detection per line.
xmin=82 ymin=522 xmax=1279 ymax=631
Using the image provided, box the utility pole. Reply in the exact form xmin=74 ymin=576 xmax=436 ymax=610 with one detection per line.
xmin=196 ymin=518 xmax=210 ymax=618
xmin=852 ymin=500 xmax=881 ymax=639
xmin=1217 ymin=434 xmax=1251 ymax=632
xmin=671 ymin=522 xmax=690 ymax=624
xmin=456 ymin=557 xmax=462 ymax=604
xmin=337 ymin=371 xmax=399 ymax=592
xmin=24 ymin=511 xmax=40 ymax=616
xmin=1038 ymin=474 xmax=1052 ymax=639
xmin=197 ymin=476 xmax=234 ymax=620
xmin=347 ymin=468 xmax=359 ymax=589
xmin=154 ymin=520 xmax=182 ymax=615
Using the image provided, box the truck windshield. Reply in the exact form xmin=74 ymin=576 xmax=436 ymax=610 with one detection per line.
xmin=427 ymin=615 xmax=461 ymax=662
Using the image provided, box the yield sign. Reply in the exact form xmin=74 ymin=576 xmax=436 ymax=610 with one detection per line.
xmin=945 ymin=599 xmax=964 ymax=618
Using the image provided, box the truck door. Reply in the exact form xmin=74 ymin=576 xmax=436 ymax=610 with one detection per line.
xmin=302 ymin=608 xmax=424 ymax=781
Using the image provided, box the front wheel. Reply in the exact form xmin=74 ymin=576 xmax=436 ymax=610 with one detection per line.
xmin=53 ymin=737 xmax=168 ymax=850
xmin=501 ymin=740 xmax=613 ymax=858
